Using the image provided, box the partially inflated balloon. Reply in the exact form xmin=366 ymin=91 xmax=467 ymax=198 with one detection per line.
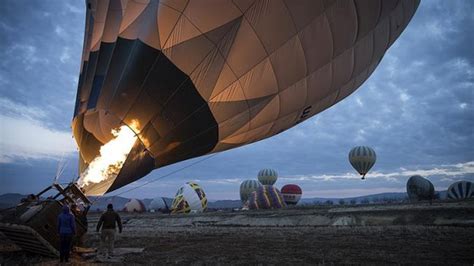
xmin=74 ymin=0 xmax=419 ymax=195
xmin=240 ymin=180 xmax=261 ymax=204
xmin=281 ymin=184 xmax=302 ymax=205
xmin=123 ymin=198 xmax=146 ymax=212
xmin=248 ymin=185 xmax=286 ymax=210
xmin=406 ymin=175 xmax=435 ymax=201
xmin=447 ymin=181 xmax=473 ymax=200
xmin=348 ymin=146 xmax=376 ymax=179
xmin=171 ymin=182 xmax=207 ymax=214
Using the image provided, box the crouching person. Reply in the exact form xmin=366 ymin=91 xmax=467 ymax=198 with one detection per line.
xmin=96 ymin=204 xmax=122 ymax=258
xmin=57 ymin=205 xmax=76 ymax=263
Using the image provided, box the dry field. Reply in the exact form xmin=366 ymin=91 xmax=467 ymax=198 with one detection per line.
xmin=1 ymin=201 xmax=473 ymax=265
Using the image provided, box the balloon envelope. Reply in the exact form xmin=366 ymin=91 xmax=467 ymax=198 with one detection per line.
xmin=447 ymin=181 xmax=473 ymax=200
xmin=249 ymin=185 xmax=286 ymax=210
xmin=406 ymin=175 xmax=435 ymax=201
xmin=123 ymin=198 xmax=146 ymax=212
xmin=171 ymin=182 xmax=207 ymax=214
xmin=149 ymin=197 xmax=169 ymax=212
xmin=74 ymin=0 xmax=419 ymax=195
xmin=240 ymin=180 xmax=261 ymax=204
xmin=281 ymin=184 xmax=303 ymax=205
xmin=348 ymin=146 xmax=376 ymax=179
xmin=258 ymin=169 xmax=278 ymax=185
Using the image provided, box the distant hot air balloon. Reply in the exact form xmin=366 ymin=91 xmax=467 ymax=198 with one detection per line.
xmin=171 ymin=182 xmax=207 ymax=214
xmin=248 ymin=185 xmax=286 ymax=210
xmin=348 ymin=146 xmax=376 ymax=179
xmin=258 ymin=169 xmax=278 ymax=185
xmin=74 ymin=0 xmax=420 ymax=196
xmin=406 ymin=175 xmax=435 ymax=201
xmin=149 ymin=197 xmax=170 ymax=213
xmin=123 ymin=198 xmax=146 ymax=212
xmin=447 ymin=181 xmax=473 ymax=200
xmin=240 ymin=180 xmax=261 ymax=204
xmin=281 ymin=184 xmax=303 ymax=205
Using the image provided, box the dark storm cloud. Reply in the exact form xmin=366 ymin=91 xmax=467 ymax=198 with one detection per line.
xmin=0 ymin=1 xmax=472 ymax=199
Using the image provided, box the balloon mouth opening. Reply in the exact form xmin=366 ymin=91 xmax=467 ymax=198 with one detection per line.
xmin=77 ymin=120 xmax=141 ymax=196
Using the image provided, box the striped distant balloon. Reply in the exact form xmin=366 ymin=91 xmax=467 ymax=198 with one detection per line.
xmin=248 ymin=185 xmax=286 ymax=210
xmin=447 ymin=181 xmax=473 ymax=200
xmin=348 ymin=146 xmax=376 ymax=180
xmin=240 ymin=180 xmax=262 ymax=204
xmin=281 ymin=184 xmax=303 ymax=205
xmin=258 ymin=169 xmax=278 ymax=185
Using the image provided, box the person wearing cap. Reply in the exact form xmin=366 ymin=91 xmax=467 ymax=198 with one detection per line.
xmin=96 ymin=203 xmax=122 ymax=258
xmin=57 ymin=205 xmax=76 ymax=263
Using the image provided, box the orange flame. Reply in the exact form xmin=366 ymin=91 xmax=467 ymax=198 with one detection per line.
xmin=78 ymin=121 xmax=139 ymax=191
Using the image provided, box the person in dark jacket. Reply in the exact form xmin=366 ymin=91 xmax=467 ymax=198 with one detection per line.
xmin=57 ymin=205 xmax=76 ymax=262
xmin=96 ymin=204 xmax=122 ymax=258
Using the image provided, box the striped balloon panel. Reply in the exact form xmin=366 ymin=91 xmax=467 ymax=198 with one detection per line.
xmin=248 ymin=185 xmax=286 ymax=209
xmin=257 ymin=168 xmax=278 ymax=185
xmin=448 ymin=181 xmax=473 ymax=200
xmin=348 ymin=146 xmax=376 ymax=175
xmin=240 ymin=180 xmax=261 ymax=203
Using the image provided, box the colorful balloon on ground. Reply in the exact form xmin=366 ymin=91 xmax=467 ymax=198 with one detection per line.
xmin=447 ymin=181 xmax=473 ymax=200
xmin=406 ymin=175 xmax=435 ymax=201
xmin=248 ymin=185 xmax=286 ymax=210
xmin=74 ymin=0 xmax=419 ymax=195
xmin=281 ymin=184 xmax=303 ymax=205
xmin=240 ymin=180 xmax=262 ymax=204
xmin=258 ymin=169 xmax=278 ymax=185
xmin=123 ymin=199 xmax=146 ymax=212
xmin=348 ymin=146 xmax=377 ymax=179
xmin=171 ymin=182 xmax=207 ymax=214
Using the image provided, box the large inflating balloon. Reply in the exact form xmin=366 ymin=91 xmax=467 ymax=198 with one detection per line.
xmin=257 ymin=169 xmax=278 ymax=185
xmin=447 ymin=181 xmax=473 ymax=200
xmin=348 ymin=146 xmax=376 ymax=179
xmin=281 ymin=184 xmax=302 ymax=205
xmin=248 ymin=185 xmax=286 ymax=210
xmin=240 ymin=180 xmax=261 ymax=204
xmin=171 ymin=182 xmax=207 ymax=214
xmin=74 ymin=0 xmax=419 ymax=195
xmin=406 ymin=175 xmax=435 ymax=201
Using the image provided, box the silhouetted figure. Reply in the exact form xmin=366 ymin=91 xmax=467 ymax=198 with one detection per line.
xmin=57 ymin=205 xmax=76 ymax=263
xmin=96 ymin=204 xmax=122 ymax=258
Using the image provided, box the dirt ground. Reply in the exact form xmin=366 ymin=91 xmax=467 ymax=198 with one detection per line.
xmin=1 ymin=202 xmax=474 ymax=265
xmin=85 ymin=225 xmax=473 ymax=265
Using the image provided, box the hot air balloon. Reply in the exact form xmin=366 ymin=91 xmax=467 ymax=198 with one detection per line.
xmin=74 ymin=0 xmax=419 ymax=196
xmin=171 ymin=182 xmax=207 ymax=214
xmin=348 ymin=146 xmax=376 ymax=179
xmin=123 ymin=198 xmax=146 ymax=212
xmin=149 ymin=197 xmax=170 ymax=213
xmin=281 ymin=184 xmax=303 ymax=205
xmin=248 ymin=185 xmax=286 ymax=210
xmin=447 ymin=181 xmax=473 ymax=200
xmin=258 ymin=169 xmax=278 ymax=185
xmin=406 ymin=175 xmax=435 ymax=201
xmin=240 ymin=180 xmax=261 ymax=204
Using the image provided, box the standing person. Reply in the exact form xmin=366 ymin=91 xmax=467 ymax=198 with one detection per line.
xmin=57 ymin=205 xmax=76 ymax=263
xmin=96 ymin=204 xmax=122 ymax=258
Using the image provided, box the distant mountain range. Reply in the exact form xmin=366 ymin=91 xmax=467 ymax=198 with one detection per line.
xmin=0 ymin=191 xmax=447 ymax=211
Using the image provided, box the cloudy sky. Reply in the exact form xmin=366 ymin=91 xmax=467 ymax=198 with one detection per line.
xmin=0 ymin=1 xmax=473 ymax=200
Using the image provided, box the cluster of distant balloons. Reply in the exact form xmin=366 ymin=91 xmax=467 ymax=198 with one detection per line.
xmin=121 ymin=145 xmax=471 ymax=213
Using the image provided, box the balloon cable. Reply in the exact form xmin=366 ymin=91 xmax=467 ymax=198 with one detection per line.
xmin=110 ymin=152 xmax=221 ymax=197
